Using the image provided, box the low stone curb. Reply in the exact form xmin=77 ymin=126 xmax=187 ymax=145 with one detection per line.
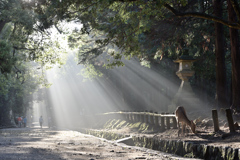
xmin=85 ymin=129 xmax=239 ymax=160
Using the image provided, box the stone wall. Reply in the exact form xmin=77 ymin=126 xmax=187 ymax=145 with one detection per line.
xmin=85 ymin=129 xmax=239 ymax=160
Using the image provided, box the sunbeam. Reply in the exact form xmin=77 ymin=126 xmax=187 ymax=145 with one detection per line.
xmin=43 ymin=51 xmax=207 ymax=129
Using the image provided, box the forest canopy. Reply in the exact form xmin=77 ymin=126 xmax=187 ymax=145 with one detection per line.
xmin=1 ymin=0 xmax=240 ymax=126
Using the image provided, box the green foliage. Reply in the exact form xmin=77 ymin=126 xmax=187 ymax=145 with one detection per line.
xmin=54 ymin=0 xmax=220 ymax=101
xmin=0 ymin=0 xmax=70 ymax=69
xmin=0 ymin=40 xmax=16 ymax=73
xmin=63 ymin=0 xmax=206 ymax=71
xmin=80 ymin=64 xmax=103 ymax=81
xmin=0 ymin=0 xmax=235 ymax=124
xmin=0 ymin=74 xmax=10 ymax=96
xmin=0 ymin=50 xmax=52 ymax=125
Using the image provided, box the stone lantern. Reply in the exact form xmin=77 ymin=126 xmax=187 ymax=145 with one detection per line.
xmin=174 ymin=54 xmax=196 ymax=82
xmin=168 ymin=49 xmax=200 ymax=112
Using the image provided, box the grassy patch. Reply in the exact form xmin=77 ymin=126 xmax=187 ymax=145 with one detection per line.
xmin=102 ymin=119 xmax=152 ymax=133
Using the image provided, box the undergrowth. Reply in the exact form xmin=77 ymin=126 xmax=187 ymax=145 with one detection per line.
xmin=103 ymin=119 xmax=151 ymax=132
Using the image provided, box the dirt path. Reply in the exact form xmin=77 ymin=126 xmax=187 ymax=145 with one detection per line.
xmin=0 ymin=127 xmax=201 ymax=160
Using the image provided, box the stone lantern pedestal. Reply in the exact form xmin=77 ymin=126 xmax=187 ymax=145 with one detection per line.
xmin=168 ymin=55 xmax=200 ymax=112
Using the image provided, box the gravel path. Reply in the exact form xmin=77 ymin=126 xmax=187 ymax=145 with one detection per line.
xmin=0 ymin=127 xmax=201 ymax=160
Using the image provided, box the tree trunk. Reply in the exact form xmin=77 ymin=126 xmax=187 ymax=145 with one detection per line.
xmin=0 ymin=20 xmax=7 ymax=33
xmin=213 ymin=0 xmax=228 ymax=108
xmin=227 ymin=0 xmax=240 ymax=112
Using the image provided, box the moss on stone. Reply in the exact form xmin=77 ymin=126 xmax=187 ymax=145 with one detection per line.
xmin=84 ymin=118 xmax=239 ymax=160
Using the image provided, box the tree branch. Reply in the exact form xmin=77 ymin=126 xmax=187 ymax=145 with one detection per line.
xmin=13 ymin=46 xmax=36 ymax=51
xmin=164 ymin=3 xmax=240 ymax=30
xmin=54 ymin=24 xmax=63 ymax=34
xmin=14 ymin=65 xmax=25 ymax=84
xmin=230 ymin=0 xmax=240 ymax=24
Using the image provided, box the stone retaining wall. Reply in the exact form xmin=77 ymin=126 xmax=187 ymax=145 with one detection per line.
xmin=85 ymin=129 xmax=239 ymax=160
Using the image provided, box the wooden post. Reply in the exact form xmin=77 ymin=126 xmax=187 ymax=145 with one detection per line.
xmin=129 ymin=113 xmax=132 ymax=121
xmin=132 ymin=113 xmax=136 ymax=122
xmin=154 ymin=112 xmax=160 ymax=126
xmin=149 ymin=111 xmax=154 ymax=125
xmin=226 ymin=109 xmax=235 ymax=133
xmin=140 ymin=113 xmax=144 ymax=123
xmin=166 ymin=113 xmax=170 ymax=129
xmin=120 ymin=112 xmax=123 ymax=119
xmin=172 ymin=116 xmax=177 ymax=129
xmin=125 ymin=112 xmax=129 ymax=122
xmin=138 ymin=113 xmax=141 ymax=122
xmin=125 ymin=113 xmax=128 ymax=121
xmin=130 ymin=113 xmax=133 ymax=122
xmin=161 ymin=112 xmax=165 ymax=131
xmin=145 ymin=111 xmax=148 ymax=123
xmin=137 ymin=113 xmax=140 ymax=122
xmin=212 ymin=109 xmax=219 ymax=132
xmin=132 ymin=113 xmax=137 ymax=122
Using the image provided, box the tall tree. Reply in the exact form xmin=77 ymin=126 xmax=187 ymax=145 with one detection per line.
xmin=227 ymin=0 xmax=240 ymax=112
xmin=105 ymin=0 xmax=240 ymax=111
xmin=213 ymin=0 xmax=228 ymax=108
xmin=2 ymin=0 xmax=239 ymax=112
xmin=0 ymin=0 xmax=68 ymax=126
